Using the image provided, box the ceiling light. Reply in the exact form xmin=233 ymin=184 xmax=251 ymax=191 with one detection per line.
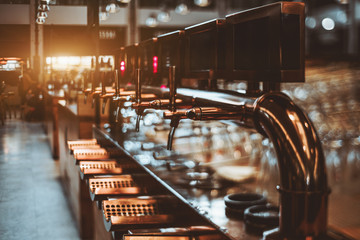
xmin=157 ymin=10 xmax=171 ymax=23
xmin=145 ymin=14 xmax=158 ymax=28
xmin=194 ymin=0 xmax=211 ymax=7
xmin=117 ymin=0 xmax=131 ymax=3
xmin=36 ymin=18 xmax=45 ymax=24
xmin=175 ymin=3 xmax=190 ymax=15
xmin=305 ymin=17 xmax=316 ymax=29
xmin=106 ymin=3 xmax=120 ymax=13
xmin=322 ymin=18 xmax=335 ymax=31
xmin=37 ymin=11 xmax=48 ymax=19
xmin=336 ymin=11 xmax=347 ymax=24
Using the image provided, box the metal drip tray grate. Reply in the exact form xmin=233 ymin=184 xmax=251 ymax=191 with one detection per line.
xmin=70 ymin=144 xmax=101 ymax=153
xmin=89 ymin=175 xmax=143 ymax=201
xmin=73 ymin=148 xmax=110 ymax=163
xmin=67 ymin=139 xmax=98 ymax=150
xmin=124 ymin=226 xmax=223 ymax=240
xmin=79 ymin=160 xmax=123 ymax=179
xmin=103 ymin=197 xmax=173 ymax=231
xmin=123 ymin=236 xmax=191 ymax=240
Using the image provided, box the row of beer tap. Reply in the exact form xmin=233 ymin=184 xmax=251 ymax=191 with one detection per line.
xmin=76 ymin=2 xmax=333 ymax=239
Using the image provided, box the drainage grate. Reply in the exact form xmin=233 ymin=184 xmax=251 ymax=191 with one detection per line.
xmin=123 ymin=235 xmax=191 ymax=240
xmin=102 ymin=198 xmax=173 ymax=231
xmin=73 ymin=148 xmax=110 ymax=161
xmin=89 ymin=175 xmax=143 ymax=200
xmin=67 ymin=139 xmax=97 ymax=150
xmin=79 ymin=160 xmax=123 ymax=179
xmin=90 ymin=176 xmax=136 ymax=192
xmin=104 ymin=202 xmax=158 ymax=220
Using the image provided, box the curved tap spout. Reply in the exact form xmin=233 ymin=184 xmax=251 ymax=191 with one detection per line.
xmin=163 ymin=109 xmax=188 ymax=150
xmin=254 ymin=92 xmax=328 ymax=239
xmin=83 ymin=88 xmax=92 ymax=104
xmin=175 ymin=89 xmax=329 ymax=239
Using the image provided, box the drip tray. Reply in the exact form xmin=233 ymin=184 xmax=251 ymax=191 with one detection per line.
xmin=89 ymin=175 xmax=144 ymax=201
xmin=67 ymin=139 xmax=97 ymax=149
xmin=124 ymin=226 xmax=223 ymax=240
xmin=70 ymin=144 xmax=101 ymax=154
xmin=102 ymin=197 xmax=175 ymax=231
xmin=73 ymin=148 xmax=110 ymax=164
xmin=79 ymin=160 xmax=124 ymax=180
xmin=123 ymin=235 xmax=191 ymax=240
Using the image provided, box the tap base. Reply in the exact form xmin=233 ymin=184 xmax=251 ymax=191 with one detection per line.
xmin=264 ymin=228 xmax=335 ymax=240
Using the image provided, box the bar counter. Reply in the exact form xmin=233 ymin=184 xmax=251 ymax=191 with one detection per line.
xmin=92 ymin=121 xmax=359 ymax=240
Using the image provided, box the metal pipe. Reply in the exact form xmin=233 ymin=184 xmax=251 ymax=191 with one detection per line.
xmin=254 ymin=92 xmax=328 ymax=239
xmin=169 ymin=88 xmax=328 ymax=238
xmin=114 ymin=69 xmax=119 ymax=97
xmin=135 ymin=69 xmax=142 ymax=132
xmin=169 ymin=66 xmax=176 ymax=112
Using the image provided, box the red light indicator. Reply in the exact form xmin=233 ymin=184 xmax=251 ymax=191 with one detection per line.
xmin=120 ymin=61 xmax=125 ymax=76
xmin=153 ymin=56 xmax=158 ymax=74
xmin=160 ymin=85 xmax=166 ymax=89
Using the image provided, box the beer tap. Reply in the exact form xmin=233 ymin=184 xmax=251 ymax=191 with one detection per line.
xmin=162 ymin=66 xmax=188 ymax=150
xmin=112 ymin=69 xmax=126 ymax=123
xmin=83 ymin=58 xmax=96 ymax=104
xmin=176 ymin=88 xmax=328 ymax=239
xmin=131 ymin=69 xmax=161 ymax=131
xmin=99 ymin=71 xmax=108 ymax=114
xmin=83 ymin=71 xmax=93 ymax=104
xmin=134 ymin=69 xmax=142 ymax=132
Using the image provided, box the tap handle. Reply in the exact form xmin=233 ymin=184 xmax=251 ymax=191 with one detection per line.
xmin=135 ymin=69 xmax=142 ymax=132
xmin=114 ymin=69 xmax=119 ymax=97
xmin=91 ymin=94 xmax=96 ymax=108
xmin=101 ymin=71 xmax=106 ymax=96
xmin=169 ymin=66 xmax=176 ymax=112
xmin=135 ymin=69 xmax=141 ymax=104
xmin=90 ymin=70 xmax=95 ymax=93
xmin=101 ymin=97 xmax=107 ymax=114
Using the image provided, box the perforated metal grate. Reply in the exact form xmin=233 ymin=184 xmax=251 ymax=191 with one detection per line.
xmin=71 ymin=144 xmax=101 ymax=151
xmin=67 ymin=139 xmax=97 ymax=149
xmin=104 ymin=201 xmax=159 ymax=221
xmin=81 ymin=161 xmax=119 ymax=170
xmin=102 ymin=198 xmax=175 ymax=231
xmin=73 ymin=148 xmax=109 ymax=160
xmin=90 ymin=178 xmax=137 ymax=193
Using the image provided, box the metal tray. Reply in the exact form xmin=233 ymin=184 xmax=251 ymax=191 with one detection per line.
xmin=102 ymin=197 xmax=175 ymax=231
xmin=89 ymin=175 xmax=144 ymax=201
xmin=79 ymin=160 xmax=124 ymax=179
xmin=73 ymin=148 xmax=110 ymax=164
xmin=67 ymin=139 xmax=98 ymax=149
